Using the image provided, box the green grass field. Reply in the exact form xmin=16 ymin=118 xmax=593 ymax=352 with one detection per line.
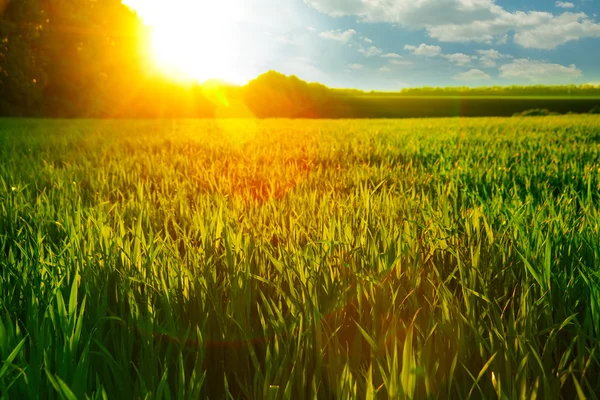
xmin=1 ymin=116 xmax=600 ymax=399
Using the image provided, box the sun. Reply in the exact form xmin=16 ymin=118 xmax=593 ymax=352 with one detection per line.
xmin=123 ymin=0 xmax=246 ymax=84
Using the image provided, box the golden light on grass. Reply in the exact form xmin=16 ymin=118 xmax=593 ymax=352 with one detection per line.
xmin=123 ymin=0 xmax=246 ymax=84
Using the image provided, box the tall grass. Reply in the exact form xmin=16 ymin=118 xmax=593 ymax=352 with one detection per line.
xmin=1 ymin=116 xmax=599 ymax=399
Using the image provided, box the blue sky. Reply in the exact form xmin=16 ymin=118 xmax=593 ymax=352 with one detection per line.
xmin=230 ymin=0 xmax=600 ymax=90
xmin=124 ymin=0 xmax=600 ymax=90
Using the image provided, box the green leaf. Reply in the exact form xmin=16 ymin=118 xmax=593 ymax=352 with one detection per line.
xmin=401 ymin=325 xmax=416 ymax=400
xmin=0 ymin=336 xmax=27 ymax=381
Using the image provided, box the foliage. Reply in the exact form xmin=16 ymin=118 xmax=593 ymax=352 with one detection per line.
xmin=243 ymin=71 xmax=335 ymax=118
xmin=590 ymin=105 xmax=600 ymax=114
xmin=396 ymin=84 xmax=600 ymax=97
xmin=0 ymin=0 xmax=195 ymax=118
xmin=1 ymin=116 xmax=600 ymax=398
xmin=513 ymin=109 xmax=557 ymax=117
xmin=0 ymin=0 xmax=47 ymax=115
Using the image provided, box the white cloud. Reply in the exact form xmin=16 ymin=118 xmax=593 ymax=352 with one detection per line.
xmin=307 ymin=26 xmax=317 ymax=32
xmin=427 ymin=11 xmax=600 ymax=48
xmin=379 ymin=66 xmax=392 ymax=72
xmin=305 ymin=0 xmax=600 ymax=49
xmin=381 ymin=53 xmax=403 ymax=59
xmin=389 ymin=59 xmax=414 ymax=66
xmin=304 ymin=0 xmax=501 ymax=27
xmin=442 ymin=53 xmax=475 ymax=66
xmin=359 ymin=46 xmax=383 ymax=57
xmin=453 ymin=69 xmax=492 ymax=81
xmin=319 ymin=29 xmax=357 ymax=43
xmin=499 ymin=59 xmax=582 ymax=81
xmin=362 ymin=36 xmax=374 ymax=43
xmin=477 ymin=49 xmax=512 ymax=59
xmin=426 ymin=11 xmax=553 ymax=44
xmin=514 ymin=13 xmax=600 ymax=49
xmin=348 ymin=63 xmax=364 ymax=70
xmin=477 ymin=49 xmax=512 ymax=67
xmin=404 ymin=43 xmax=442 ymax=57
xmin=555 ymin=1 xmax=575 ymax=9
xmin=480 ymin=58 xmax=497 ymax=68
xmin=305 ymin=0 xmax=365 ymax=18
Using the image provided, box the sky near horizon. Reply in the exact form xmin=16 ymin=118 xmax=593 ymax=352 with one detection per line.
xmin=126 ymin=0 xmax=600 ymax=90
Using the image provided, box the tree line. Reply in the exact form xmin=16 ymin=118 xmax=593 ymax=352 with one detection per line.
xmin=0 ymin=1 xmax=340 ymax=118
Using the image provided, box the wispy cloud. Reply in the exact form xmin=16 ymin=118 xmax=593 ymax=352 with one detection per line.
xmin=348 ymin=63 xmax=364 ymax=70
xmin=307 ymin=0 xmax=600 ymax=49
xmin=442 ymin=53 xmax=476 ymax=66
xmin=499 ymin=59 xmax=582 ymax=81
xmin=389 ymin=59 xmax=414 ymax=66
xmin=453 ymin=69 xmax=492 ymax=81
xmin=555 ymin=1 xmax=575 ymax=9
xmin=359 ymin=46 xmax=383 ymax=57
xmin=477 ymin=49 xmax=513 ymax=68
xmin=381 ymin=53 xmax=403 ymax=59
xmin=319 ymin=29 xmax=357 ymax=43
xmin=404 ymin=43 xmax=442 ymax=57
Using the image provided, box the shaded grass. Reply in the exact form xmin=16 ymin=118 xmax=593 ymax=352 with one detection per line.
xmin=1 ymin=116 xmax=600 ymax=399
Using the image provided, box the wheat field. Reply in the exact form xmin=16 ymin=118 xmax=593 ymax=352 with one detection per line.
xmin=1 ymin=116 xmax=599 ymax=399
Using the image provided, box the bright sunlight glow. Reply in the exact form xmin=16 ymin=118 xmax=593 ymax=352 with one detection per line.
xmin=123 ymin=0 xmax=246 ymax=84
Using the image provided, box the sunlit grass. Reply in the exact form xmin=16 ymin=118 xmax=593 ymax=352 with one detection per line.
xmin=1 ymin=116 xmax=600 ymax=399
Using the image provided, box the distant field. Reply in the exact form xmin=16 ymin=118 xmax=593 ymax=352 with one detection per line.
xmin=1 ymin=116 xmax=600 ymax=399
xmin=358 ymin=95 xmax=600 ymax=100
xmin=338 ymin=96 xmax=600 ymax=118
